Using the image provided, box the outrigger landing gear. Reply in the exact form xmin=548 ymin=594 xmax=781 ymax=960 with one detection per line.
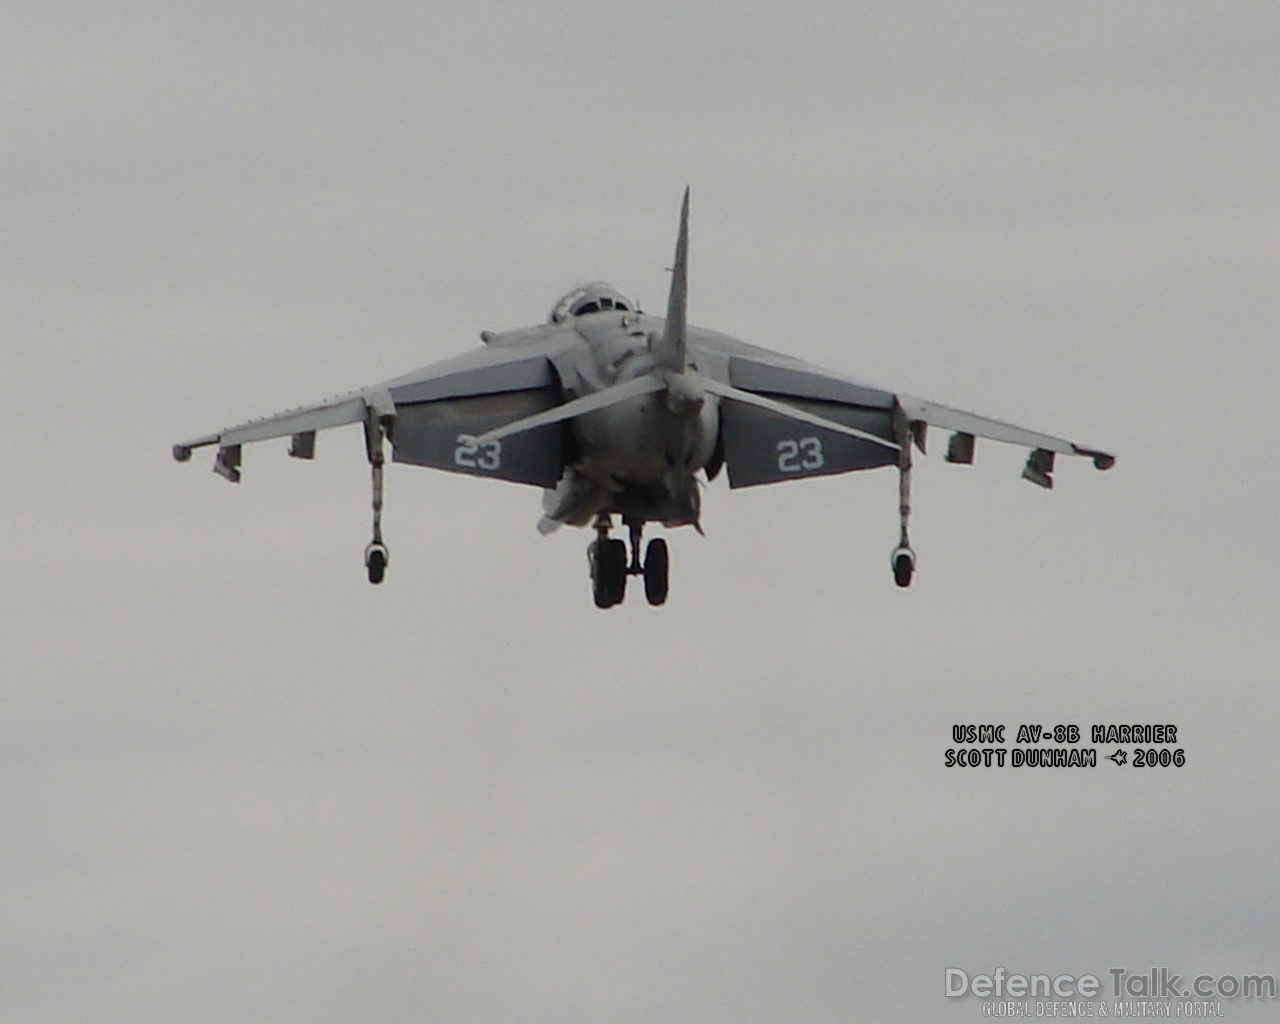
xmin=587 ymin=516 xmax=670 ymax=608
xmin=364 ymin=416 xmax=389 ymax=585
xmin=891 ymin=449 xmax=916 ymax=588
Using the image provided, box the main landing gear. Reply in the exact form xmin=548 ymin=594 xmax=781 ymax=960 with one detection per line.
xmin=588 ymin=515 xmax=669 ymax=608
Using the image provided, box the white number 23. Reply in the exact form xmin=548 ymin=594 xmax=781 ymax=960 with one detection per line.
xmin=454 ymin=434 xmax=502 ymax=471
xmin=777 ymin=436 xmax=824 ymax=472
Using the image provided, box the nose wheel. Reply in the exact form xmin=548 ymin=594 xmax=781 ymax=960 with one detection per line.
xmin=587 ymin=516 xmax=670 ymax=608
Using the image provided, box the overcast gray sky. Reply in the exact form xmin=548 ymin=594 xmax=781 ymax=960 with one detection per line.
xmin=5 ymin=3 xmax=1279 ymax=1021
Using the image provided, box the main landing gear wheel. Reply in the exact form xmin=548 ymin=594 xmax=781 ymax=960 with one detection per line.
xmin=591 ymin=538 xmax=627 ymax=608
xmin=588 ymin=515 xmax=672 ymax=609
xmin=365 ymin=543 xmax=389 ymax=585
xmin=643 ymin=538 xmax=669 ymax=606
xmin=891 ymin=546 xmax=915 ymax=588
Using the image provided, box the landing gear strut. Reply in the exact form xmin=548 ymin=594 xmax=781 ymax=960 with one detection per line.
xmin=891 ymin=448 xmax=916 ymax=588
xmin=364 ymin=417 xmax=389 ymax=585
xmin=587 ymin=515 xmax=669 ymax=608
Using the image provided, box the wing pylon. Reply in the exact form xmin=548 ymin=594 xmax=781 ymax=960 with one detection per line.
xmin=473 ymin=376 xmax=665 ymax=445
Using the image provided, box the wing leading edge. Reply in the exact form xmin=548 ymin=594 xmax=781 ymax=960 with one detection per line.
xmin=172 ymin=331 xmax=577 ymax=487
xmin=894 ymin=394 xmax=1114 ymax=489
xmin=896 ymin=394 xmax=1114 ymax=465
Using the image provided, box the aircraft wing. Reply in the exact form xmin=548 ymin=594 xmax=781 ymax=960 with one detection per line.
xmin=688 ymin=330 xmax=1113 ymax=489
xmin=172 ymin=330 xmax=578 ymax=487
xmin=895 ymin=393 xmax=1115 ymax=486
xmin=683 ymin=333 xmax=898 ymax=488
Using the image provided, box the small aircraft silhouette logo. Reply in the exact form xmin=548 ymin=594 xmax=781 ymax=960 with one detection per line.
xmin=1107 ymin=749 xmax=1127 ymax=766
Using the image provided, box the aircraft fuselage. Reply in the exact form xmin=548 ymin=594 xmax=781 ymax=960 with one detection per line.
xmin=551 ymin=310 xmax=719 ymax=526
xmin=172 ymin=190 xmax=1114 ymax=603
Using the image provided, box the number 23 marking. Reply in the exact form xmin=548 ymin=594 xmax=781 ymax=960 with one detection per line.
xmin=455 ymin=434 xmax=502 ymax=471
xmin=777 ymin=436 xmax=824 ymax=472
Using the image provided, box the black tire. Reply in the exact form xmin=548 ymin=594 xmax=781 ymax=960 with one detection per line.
xmin=893 ymin=551 xmax=913 ymax=588
xmin=590 ymin=541 xmax=610 ymax=608
xmin=367 ymin=548 xmax=387 ymax=585
xmin=591 ymin=539 xmax=627 ymax=608
xmin=605 ymin=538 xmax=628 ymax=606
xmin=643 ymin=538 xmax=669 ymax=606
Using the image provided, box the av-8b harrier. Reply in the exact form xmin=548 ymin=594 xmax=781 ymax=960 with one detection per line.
xmin=174 ymin=190 xmax=1113 ymax=607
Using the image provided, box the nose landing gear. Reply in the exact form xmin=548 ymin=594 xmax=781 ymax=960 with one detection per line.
xmin=587 ymin=515 xmax=670 ymax=608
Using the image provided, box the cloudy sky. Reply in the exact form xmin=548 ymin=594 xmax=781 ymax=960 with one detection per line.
xmin=5 ymin=3 xmax=1279 ymax=1021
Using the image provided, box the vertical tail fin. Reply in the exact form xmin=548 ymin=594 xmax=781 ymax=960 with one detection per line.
xmin=652 ymin=187 xmax=690 ymax=372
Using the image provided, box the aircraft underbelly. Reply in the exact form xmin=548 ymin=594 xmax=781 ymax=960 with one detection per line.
xmin=574 ymin=390 xmax=717 ymax=486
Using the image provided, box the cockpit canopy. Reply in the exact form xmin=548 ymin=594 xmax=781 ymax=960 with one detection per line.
xmin=548 ymin=282 xmax=638 ymax=323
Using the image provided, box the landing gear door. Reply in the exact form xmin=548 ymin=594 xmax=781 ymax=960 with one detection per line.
xmin=391 ymin=390 xmax=565 ymax=487
xmin=720 ymin=397 xmax=897 ymax=489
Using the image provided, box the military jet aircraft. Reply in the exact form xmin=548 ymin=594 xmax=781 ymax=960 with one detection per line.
xmin=174 ymin=189 xmax=1113 ymax=607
